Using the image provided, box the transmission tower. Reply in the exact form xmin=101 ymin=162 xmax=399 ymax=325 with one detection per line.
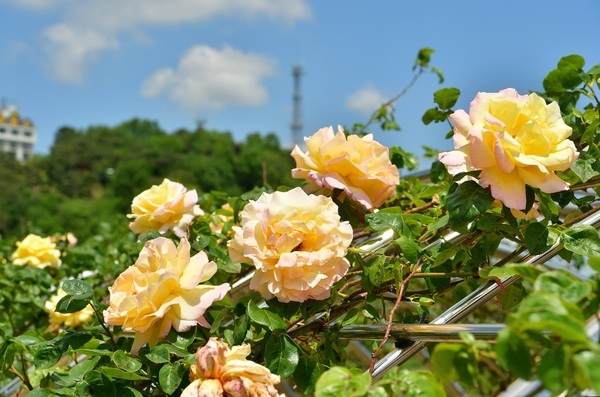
xmin=291 ymin=64 xmax=303 ymax=147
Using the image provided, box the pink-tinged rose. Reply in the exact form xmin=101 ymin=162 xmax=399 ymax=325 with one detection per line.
xmin=11 ymin=234 xmax=61 ymax=269
xmin=128 ymin=178 xmax=204 ymax=238
xmin=182 ymin=338 xmax=282 ymax=397
xmin=227 ymin=187 xmax=353 ymax=303
xmin=439 ymin=89 xmax=579 ymax=210
xmin=291 ymin=125 xmax=400 ymax=211
xmin=103 ymin=237 xmax=230 ymax=355
xmin=45 ymin=289 xmax=94 ymax=329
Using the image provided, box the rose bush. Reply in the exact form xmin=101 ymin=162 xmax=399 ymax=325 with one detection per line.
xmin=11 ymin=233 xmax=62 ymax=269
xmin=128 ymin=178 xmax=204 ymax=238
xmin=104 ymin=237 xmax=230 ymax=354
xmin=227 ymin=187 xmax=353 ymax=302
xmin=438 ymin=88 xmax=579 ymax=210
xmin=291 ymin=125 xmax=400 ymax=211
xmin=2 ymin=51 xmax=600 ymax=397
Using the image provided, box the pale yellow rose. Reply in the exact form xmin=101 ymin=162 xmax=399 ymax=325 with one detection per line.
xmin=227 ymin=187 xmax=353 ymax=303
xmin=45 ymin=289 xmax=94 ymax=329
xmin=103 ymin=237 xmax=230 ymax=355
xmin=128 ymin=178 xmax=204 ymax=238
xmin=439 ymin=88 xmax=579 ymax=210
xmin=182 ymin=338 xmax=283 ymax=397
xmin=291 ymin=125 xmax=400 ymax=211
xmin=11 ymin=234 xmax=61 ymax=269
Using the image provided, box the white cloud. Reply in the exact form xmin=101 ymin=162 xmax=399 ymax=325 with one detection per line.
xmin=346 ymin=85 xmax=389 ymax=117
xmin=141 ymin=45 xmax=277 ymax=109
xmin=34 ymin=0 xmax=310 ymax=84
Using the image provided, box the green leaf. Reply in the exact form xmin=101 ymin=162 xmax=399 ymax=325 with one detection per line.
xmin=421 ymin=107 xmax=449 ymax=125
xmin=159 ymin=362 xmax=185 ymax=395
xmin=446 ymin=181 xmax=494 ymax=232
xmin=86 ymin=371 xmax=116 ymax=397
xmin=315 ymin=366 xmax=370 ymax=397
xmin=558 ymin=54 xmax=585 ymax=70
xmin=23 ymin=390 xmax=52 ymax=397
xmin=431 ymin=344 xmax=461 ymax=382
xmin=264 ymin=333 xmax=299 ymax=378
xmin=499 ymin=284 xmax=524 ymax=310
xmin=395 ymin=369 xmax=447 ymax=397
xmin=524 ymin=222 xmax=549 ymax=254
xmin=247 ymin=299 xmax=288 ymax=331
xmin=112 ymin=350 xmax=143 ymax=372
xmin=414 ymin=47 xmax=435 ymax=69
xmin=69 ymin=356 xmax=101 ymax=381
xmin=574 ymin=349 xmax=600 ymax=394
xmin=146 ymin=345 xmax=171 ymax=364
xmin=34 ymin=342 xmax=63 ymax=369
xmin=396 ymin=236 xmax=421 ymax=263
xmin=496 ymin=328 xmax=532 ymax=378
xmin=56 ymin=294 xmax=91 ymax=314
xmin=562 ymin=224 xmax=600 ymax=258
xmin=294 ymin=356 xmax=321 ymax=395
xmin=96 ymin=366 xmax=149 ymax=381
xmin=61 ymin=279 xmax=93 ymax=298
xmin=365 ymin=212 xmax=405 ymax=235
xmin=433 ymin=87 xmax=460 ymax=109
xmin=539 ymin=346 xmax=567 ymax=393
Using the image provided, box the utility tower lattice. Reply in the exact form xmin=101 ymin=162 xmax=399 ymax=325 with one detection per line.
xmin=291 ymin=65 xmax=303 ymax=148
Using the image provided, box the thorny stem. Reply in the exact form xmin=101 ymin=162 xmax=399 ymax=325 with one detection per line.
xmin=357 ymin=67 xmax=425 ymax=134
xmin=92 ymin=299 xmax=118 ymax=350
xmin=369 ymin=257 xmax=423 ymax=374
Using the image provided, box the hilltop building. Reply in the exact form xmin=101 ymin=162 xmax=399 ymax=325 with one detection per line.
xmin=0 ymin=105 xmax=36 ymax=161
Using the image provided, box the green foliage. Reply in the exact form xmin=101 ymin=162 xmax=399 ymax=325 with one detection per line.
xmin=2 ymin=50 xmax=600 ymax=397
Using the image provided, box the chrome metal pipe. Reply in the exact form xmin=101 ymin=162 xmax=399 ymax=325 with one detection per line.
xmin=371 ymin=210 xmax=600 ymax=382
xmin=339 ymin=323 xmax=504 ymax=342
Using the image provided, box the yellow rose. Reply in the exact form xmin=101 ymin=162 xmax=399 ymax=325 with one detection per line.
xmin=291 ymin=125 xmax=400 ymax=211
xmin=182 ymin=338 xmax=283 ymax=397
xmin=227 ymin=187 xmax=353 ymax=303
xmin=128 ymin=178 xmax=204 ymax=238
xmin=11 ymin=234 xmax=61 ymax=269
xmin=439 ymin=88 xmax=579 ymax=210
xmin=103 ymin=237 xmax=230 ymax=355
xmin=45 ymin=289 xmax=94 ymax=329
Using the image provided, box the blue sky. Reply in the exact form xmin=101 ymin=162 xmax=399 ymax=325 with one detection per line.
xmin=1 ymin=0 xmax=599 ymax=169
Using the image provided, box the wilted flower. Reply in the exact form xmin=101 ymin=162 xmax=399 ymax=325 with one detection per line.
xmin=182 ymin=338 xmax=282 ymax=397
xmin=11 ymin=234 xmax=61 ymax=269
xmin=103 ymin=237 xmax=230 ymax=355
xmin=227 ymin=187 xmax=353 ymax=303
xmin=439 ymin=88 xmax=578 ymax=210
xmin=45 ymin=289 xmax=94 ymax=329
xmin=128 ymin=178 xmax=204 ymax=238
xmin=291 ymin=125 xmax=399 ymax=211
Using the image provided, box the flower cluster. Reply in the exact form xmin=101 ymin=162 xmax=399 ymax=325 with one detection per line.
xmin=439 ymin=88 xmax=579 ymax=210
xmin=45 ymin=289 xmax=94 ymax=329
xmin=228 ymin=187 xmax=353 ymax=302
xmin=182 ymin=338 xmax=282 ymax=397
xmin=291 ymin=125 xmax=400 ymax=211
xmin=11 ymin=234 xmax=62 ymax=269
xmin=104 ymin=237 xmax=230 ymax=354
xmin=128 ymin=178 xmax=204 ymax=238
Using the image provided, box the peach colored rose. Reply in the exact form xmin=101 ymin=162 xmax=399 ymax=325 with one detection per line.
xmin=11 ymin=234 xmax=61 ymax=269
xmin=291 ymin=125 xmax=399 ymax=211
xmin=227 ymin=187 xmax=353 ymax=303
xmin=103 ymin=237 xmax=230 ymax=355
xmin=182 ymin=338 xmax=282 ymax=397
xmin=439 ymin=88 xmax=579 ymax=210
xmin=45 ymin=289 xmax=94 ymax=329
xmin=128 ymin=178 xmax=204 ymax=238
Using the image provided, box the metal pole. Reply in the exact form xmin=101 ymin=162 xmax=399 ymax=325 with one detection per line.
xmin=371 ymin=210 xmax=600 ymax=382
xmin=338 ymin=323 xmax=504 ymax=342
